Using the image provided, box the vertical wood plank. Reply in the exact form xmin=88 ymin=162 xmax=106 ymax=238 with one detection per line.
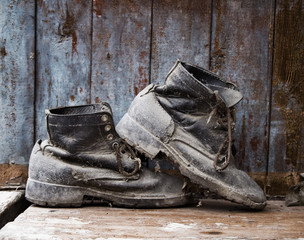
xmin=91 ymin=0 xmax=152 ymax=124
xmin=211 ymin=0 xmax=274 ymax=174
xmin=35 ymin=0 xmax=92 ymax=139
xmin=151 ymin=0 xmax=211 ymax=84
xmin=150 ymin=0 xmax=211 ymax=169
xmin=269 ymin=0 xmax=304 ymax=174
xmin=0 ymin=0 xmax=35 ymax=165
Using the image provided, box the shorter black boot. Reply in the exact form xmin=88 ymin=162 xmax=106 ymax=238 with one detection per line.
xmin=25 ymin=103 xmax=193 ymax=207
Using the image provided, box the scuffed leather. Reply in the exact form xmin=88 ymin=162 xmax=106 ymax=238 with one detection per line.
xmin=26 ymin=102 xmax=195 ymax=207
xmin=116 ymin=60 xmax=267 ymax=209
xmin=46 ymin=103 xmax=138 ymax=172
xmin=160 ymin=61 xmax=243 ymax=107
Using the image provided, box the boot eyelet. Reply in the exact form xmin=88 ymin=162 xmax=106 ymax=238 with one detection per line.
xmin=105 ymin=124 xmax=111 ymax=132
xmin=101 ymin=114 xmax=109 ymax=122
xmin=107 ymin=134 xmax=114 ymax=141
xmin=112 ymin=142 xmax=119 ymax=148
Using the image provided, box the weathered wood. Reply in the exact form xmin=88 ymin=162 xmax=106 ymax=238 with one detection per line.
xmin=0 ymin=0 xmax=302 ymax=195
xmin=150 ymin=0 xmax=211 ymax=169
xmin=35 ymin=0 xmax=92 ymax=140
xmin=91 ymin=0 xmax=152 ymax=124
xmin=269 ymin=0 xmax=304 ymax=177
xmin=0 ymin=192 xmax=23 ymax=215
xmin=250 ymin=171 xmax=300 ymax=196
xmin=151 ymin=0 xmax=211 ymax=84
xmin=0 ymin=200 xmax=303 ymax=239
xmin=0 ymin=164 xmax=28 ymax=188
xmin=0 ymin=0 xmax=35 ymax=165
xmin=211 ymin=0 xmax=274 ymax=174
xmin=0 ymin=191 xmax=29 ymax=229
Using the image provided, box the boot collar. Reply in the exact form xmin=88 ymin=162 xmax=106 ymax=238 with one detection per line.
xmin=45 ymin=103 xmax=114 ymax=132
xmin=45 ymin=103 xmax=112 ymax=117
xmin=166 ymin=61 xmax=243 ymax=107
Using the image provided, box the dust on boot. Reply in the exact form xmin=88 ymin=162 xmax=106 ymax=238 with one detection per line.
xmin=117 ymin=61 xmax=267 ymax=210
xmin=25 ymin=103 xmax=194 ymax=207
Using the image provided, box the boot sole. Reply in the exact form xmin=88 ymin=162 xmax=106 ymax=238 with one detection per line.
xmin=117 ymin=113 xmax=267 ymax=210
xmin=26 ymin=178 xmax=190 ymax=208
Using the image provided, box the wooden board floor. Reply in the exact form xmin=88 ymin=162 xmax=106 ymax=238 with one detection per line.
xmin=0 ymin=200 xmax=303 ymax=239
xmin=0 ymin=191 xmax=29 ymax=229
xmin=0 ymin=191 xmax=23 ymax=214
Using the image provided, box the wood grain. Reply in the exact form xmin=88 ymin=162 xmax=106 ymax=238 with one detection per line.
xmin=91 ymin=0 xmax=152 ymax=124
xmin=0 ymin=0 xmax=35 ymax=165
xmin=211 ymin=0 xmax=274 ymax=174
xmin=151 ymin=0 xmax=212 ymax=84
xmin=1 ymin=200 xmax=303 ymax=239
xmin=269 ymin=0 xmax=304 ymax=174
xmin=35 ymin=0 xmax=92 ymax=139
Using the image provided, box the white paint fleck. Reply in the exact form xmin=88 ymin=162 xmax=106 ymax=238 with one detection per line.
xmin=89 ymin=238 xmax=139 ymax=240
xmin=60 ymin=228 xmax=91 ymax=235
xmin=162 ymin=222 xmax=197 ymax=232
xmin=215 ymin=222 xmax=229 ymax=229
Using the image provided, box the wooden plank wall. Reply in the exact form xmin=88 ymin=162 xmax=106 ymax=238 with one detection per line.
xmin=91 ymin=0 xmax=152 ymax=122
xmin=268 ymin=0 xmax=304 ymax=194
xmin=0 ymin=0 xmax=303 ymax=195
xmin=0 ymin=0 xmax=35 ymax=187
xmin=35 ymin=0 xmax=92 ymax=139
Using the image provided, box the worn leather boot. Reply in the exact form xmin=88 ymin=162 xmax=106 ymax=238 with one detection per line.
xmin=25 ymin=103 xmax=193 ymax=207
xmin=117 ymin=61 xmax=267 ymax=210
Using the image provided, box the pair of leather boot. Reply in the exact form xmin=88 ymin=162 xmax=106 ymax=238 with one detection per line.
xmin=26 ymin=61 xmax=266 ymax=209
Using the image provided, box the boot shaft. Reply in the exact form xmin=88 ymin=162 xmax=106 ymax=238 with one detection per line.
xmin=159 ymin=61 xmax=242 ymax=108
xmin=45 ymin=103 xmax=140 ymax=174
xmin=46 ymin=103 xmax=118 ymax=154
xmin=155 ymin=61 xmax=242 ymax=156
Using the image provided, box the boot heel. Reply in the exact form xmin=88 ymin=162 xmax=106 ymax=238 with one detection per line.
xmin=26 ymin=179 xmax=84 ymax=207
xmin=117 ymin=113 xmax=165 ymax=158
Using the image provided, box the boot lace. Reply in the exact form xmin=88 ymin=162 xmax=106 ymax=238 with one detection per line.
xmin=112 ymin=140 xmax=140 ymax=176
xmin=212 ymin=107 xmax=234 ymax=172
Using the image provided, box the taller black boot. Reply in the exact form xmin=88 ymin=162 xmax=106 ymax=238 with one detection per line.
xmin=117 ymin=61 xmax=267 ymax=210
xmin=25 ymin=103 xmax=193 ymax=207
